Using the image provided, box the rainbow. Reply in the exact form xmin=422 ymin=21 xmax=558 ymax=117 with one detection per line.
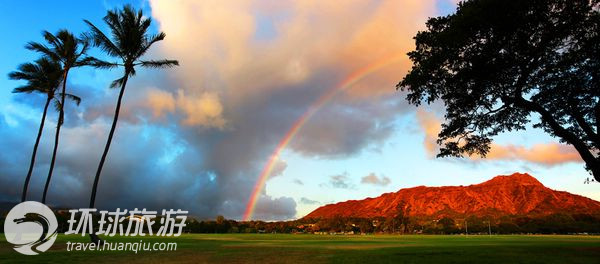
xmin=242 ymin=54 xmax=405 ymax=221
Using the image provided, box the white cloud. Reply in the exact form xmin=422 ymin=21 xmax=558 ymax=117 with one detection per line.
xmin=361 ymin=173 xmax=391 ymax=186
xmin=416 ymin=110 xmax=583 ymax=166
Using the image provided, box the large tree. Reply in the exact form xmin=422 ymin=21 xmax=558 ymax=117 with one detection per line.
xmin=398 ymin=0 xmax=600 ymax=181
xmin=26 ymin=30 xmax=97 ymax=203
xmin=84 ymin=5 xmax=178 ymax=242
xmin=8 ymin=57 xmax=79 ymax=202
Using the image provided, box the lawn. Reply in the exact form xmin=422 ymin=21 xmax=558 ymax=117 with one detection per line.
xmin=1 ymin=234 xmax=599 ymax=263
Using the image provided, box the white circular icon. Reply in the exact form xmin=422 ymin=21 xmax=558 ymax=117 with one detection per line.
xmin=4 ymin=201 xmax=58 ymax=255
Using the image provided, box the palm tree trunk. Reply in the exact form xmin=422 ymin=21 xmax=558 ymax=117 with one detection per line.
xmin=43 ymin=70 xmax=68 ymax=204
xmin=89 ymin=72 xmax=129 ymax=244
xmin=90 ymin=73 xmax=129 ymax=209
xmin=22 ymin=96 xmax=52 ymax=202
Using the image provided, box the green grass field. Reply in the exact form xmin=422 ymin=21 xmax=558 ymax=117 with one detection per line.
xmin=1 ymin=234 xmax=599 ymax=263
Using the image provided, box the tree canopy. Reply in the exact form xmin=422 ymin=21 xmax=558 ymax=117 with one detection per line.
xmin=398 ymin=0 xmax=600 ymax=180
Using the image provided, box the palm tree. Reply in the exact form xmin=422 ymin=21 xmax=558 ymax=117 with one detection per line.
xmin=84 ymin=5 xmax=178 ymax=215
xmin=8 ymin=57 xmax=80 ymax=202
xmin=26 ymin=30 xmax=98 ymax=204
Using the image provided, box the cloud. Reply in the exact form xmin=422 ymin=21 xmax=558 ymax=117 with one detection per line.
xmin=416 ymin=110 xmax=443 ymax=156
xmin=144 ymin=0 xmax=437 ymax=219
xmin=146 ymin=89 xmax=176 ymax=119
xmin=146 ymin=89 xmax=226 ymax=129
xmin=0 ymin=0 xmax=441 ymax=221
xmin=361 ymin=173 xmax=391 ymax=186
xmin=288 ymin=98 xmax=404 ymax=158
xmin=485 ymin=143 xmax=582 ymax=166
xmin=321 ymin=172 xmax=355 ymax=189
xmin=145 ymin=0 xmax=433 ymax=159
xmin=292 ymin=179 xmax=304 ymax=185
xmin=251 ymin=195 xmax=297 ymax=221
xmin=416 ymin=110 xmax=583 ymax=166
xmin=299 ymin=197 xmax=320 ymax=205
xmin=268 ymin=157 xmax=287 ymax=179
xmin=176 ymin=91 xmax=226 ymax=128
xmin=330 ymin=173 xmax=352 ymax=189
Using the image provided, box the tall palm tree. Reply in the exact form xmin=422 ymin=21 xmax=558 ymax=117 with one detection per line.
xmin=26 ymin=30 xmax=98 ymax=204
xmin=84 ymin=5 xmax=178 ymax=211
xmin=9 ymin=57 xmax=80 ymax=202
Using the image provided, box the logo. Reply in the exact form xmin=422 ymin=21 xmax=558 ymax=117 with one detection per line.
xmin=4 ymin=201 xmax=58 ymax=255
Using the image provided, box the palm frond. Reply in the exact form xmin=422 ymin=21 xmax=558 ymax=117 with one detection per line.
xmin=77 ymin=57 xmax=119 ymax=69
xmin=139 ymin=59 xmax=179 ymax=68
xmin=89 ymin=4 xmax=178 ymax=90
xmin=8 ymin=72 xmax=31 ymax=80
xmin=136 ymin=32 xmax=166 ymax=57
xmin=110 ymin=75 xmax=127 ymax=89
xmin=83 ymin=19 xmax=123 ymax=58
xmin=42 ymin=30 xmax=63 ymax=52
xmin=75 ymin=36 xmax=91 ymax=61
xmin=58 ymin=93 xmax=82 ymax=105
xmin=28 ymin=30 xmax=91 ymax=71
xmin=12 ymin=85 xmax=37 ymax=94
xmin=104 ymin=9 xmax=125 ymax=48
xmin=8 ymin=63 xmax=37 ymax=80
xmin=55 ymin=30 xmax=77 ymax=64
xmin=139 ymin=14 xmax=152 ymax=33
xmin=9 ymin=57 xmax=63 ymax=95
xmin=53 ymin=99 xmax=63 ymax=113
xmin=25 ymin=42 xmax=60 ymax=62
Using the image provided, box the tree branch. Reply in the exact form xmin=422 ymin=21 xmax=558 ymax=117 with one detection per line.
xmin=567 ymin=98 xmax=600 ymax=149
xmin=515 ymin=96 xmax=597 ymax=169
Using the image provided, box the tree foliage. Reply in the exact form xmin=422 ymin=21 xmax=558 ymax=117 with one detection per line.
xmin=83 ymin=5 xmax=179 ymax=86
xmin=9 ymin=57 xmax=63 ymax=98
xmin=398 ymin=0 xmax=600 ymax=180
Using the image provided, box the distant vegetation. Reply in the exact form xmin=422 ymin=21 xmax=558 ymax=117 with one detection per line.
xmin=4 ymin=212 xmax=597 ymax=235
xmin=186 ymin=214 xmax=600 ymax=235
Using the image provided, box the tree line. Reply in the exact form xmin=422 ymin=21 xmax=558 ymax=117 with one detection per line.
xmin=186 ymin=213 xmax=600 ymax=235
xmin=111 ymin=213 xmax=600 ymax=235
xmin=2 ymin=209 xmax=598 ymax=235
xmin=9 ymin=5 xmax=178 ymax=243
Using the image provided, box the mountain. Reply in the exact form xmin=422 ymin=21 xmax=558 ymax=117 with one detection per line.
xmin=304 ymin=173 xmax=600 ymax=219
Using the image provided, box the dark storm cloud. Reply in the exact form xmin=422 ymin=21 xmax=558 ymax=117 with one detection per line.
xmin=0 ymin=70 xmax=303 ymax=220
xmin=0 ymin=62 xmax=410 ymax=221
xmin=288 ymin=96 xmax=405 ymax=158
xmin=251 ymin=195 xmax=297 ymax=221
xmin=0 ymin=7 xmax=417 ymax=221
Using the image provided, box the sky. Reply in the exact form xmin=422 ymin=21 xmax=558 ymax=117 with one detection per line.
xmin=0 ymin=0 xmax=597 ymax=221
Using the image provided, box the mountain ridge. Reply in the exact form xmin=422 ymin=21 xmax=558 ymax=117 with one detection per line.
xmin=304 ymin=173 xmax=600 ymax=219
